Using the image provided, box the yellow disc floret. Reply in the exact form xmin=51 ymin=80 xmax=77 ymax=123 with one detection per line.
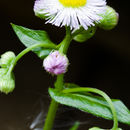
xmin=59 ymin=0 xmax=87 ymax=7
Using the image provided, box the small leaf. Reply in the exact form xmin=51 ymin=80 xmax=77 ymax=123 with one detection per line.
xmin=11 ymin=24 xmax=55 ymax=59
xmin=49 ymin=88 xmax=130 ymax=125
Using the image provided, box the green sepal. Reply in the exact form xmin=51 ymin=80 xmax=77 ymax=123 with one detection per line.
xmin=73 ymin=26 xmax=96 ymax=43
xmin=34 ymin=12 xmax=48 ymax=20
xmin=49 ymin=88 xmax=130 ymax=125
xmin=0 ymin=51 xmax=15 ymax=68
xmin=11 ymin=23 xmax=56 ymax=59
xmin=0 ymin=68 xmax=15 ymax=94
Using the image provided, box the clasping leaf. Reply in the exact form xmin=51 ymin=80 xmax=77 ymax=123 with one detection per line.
xmin=49 ymin=87 xmax=130 ymax=125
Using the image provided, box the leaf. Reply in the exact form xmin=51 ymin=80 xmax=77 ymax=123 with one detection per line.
xmin=11 ymin=24 xmax=55 ymax=59
xmin=49 ymin=88 xmax=130 ymax=125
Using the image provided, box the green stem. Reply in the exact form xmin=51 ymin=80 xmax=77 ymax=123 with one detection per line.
xmin=69 ymin=122 xmax=80 ymax=130
xmin=59 ymin=26 xmax=72 ymax=54
xmin=54 ymin=74 xmax=64 ymax=90
xmin=8 ymin=43 xmax=56 ymax=73
xmin=43 ymin=74 xmax=64 ymax=130
xmin=43 ymin=99 xmax=59 ymax=130
xmin=43 ymin=27 xmax=72 ymax=130
xmin=62 ymin=88 xmax=118 ymax=130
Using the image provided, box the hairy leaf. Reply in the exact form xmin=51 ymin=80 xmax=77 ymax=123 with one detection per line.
xmin=11 ymin=24 xmax=55 ymax=59
xmin=49 ymin=88 xmax=130 ymax=125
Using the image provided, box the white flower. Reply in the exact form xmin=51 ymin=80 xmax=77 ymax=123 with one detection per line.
xmin=34 ymin=0 xmax=106 ymax=30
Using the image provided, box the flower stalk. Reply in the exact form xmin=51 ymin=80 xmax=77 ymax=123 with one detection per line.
xmin=8 ymin=43 xmax=57 ymax=73
xmin=43 ymin=27 xmax=72 ymax=130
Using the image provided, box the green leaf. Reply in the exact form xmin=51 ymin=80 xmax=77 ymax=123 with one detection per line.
xmin=11 ymin=23 xmax=55 ymax=59
xmin=49 ymin=88 xmax=130 ymax=125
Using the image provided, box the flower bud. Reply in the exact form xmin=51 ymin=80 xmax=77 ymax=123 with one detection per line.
xmin=73 ymin=26 xmax=96 ymax=43
xmin=0 ymin=68 xmax=15 ymax=94
xmin=0 ymin=51 xmax=15 ymax=68
xmin=43 ymin=51 xmax=69 ymax=75
xmin=34 ymin=0 xmax=48 ymax=19
xmin=98 ymin=6 xmax=119 ymax=30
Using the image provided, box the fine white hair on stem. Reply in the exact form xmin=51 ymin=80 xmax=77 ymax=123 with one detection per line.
xmin=34 ymin=0 xmax=107 ymax=30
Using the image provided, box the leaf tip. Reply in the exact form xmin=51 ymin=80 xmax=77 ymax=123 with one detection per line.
xmin=10 ymin=23 xmax=15 ymax=27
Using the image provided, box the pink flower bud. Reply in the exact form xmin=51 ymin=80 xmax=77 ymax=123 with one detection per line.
xmin=43 ymin=51 xmax=69 ymax=75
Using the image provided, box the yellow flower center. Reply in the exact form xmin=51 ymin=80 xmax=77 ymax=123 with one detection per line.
xmin=59 ymin=0 xmax=87 ymax=7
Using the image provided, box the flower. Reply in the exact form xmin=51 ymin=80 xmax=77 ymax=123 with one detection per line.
xmin=34 ymin=0 xmax=107 ymax=30
xmin=43 ymin=51 xmax=69 ymax=75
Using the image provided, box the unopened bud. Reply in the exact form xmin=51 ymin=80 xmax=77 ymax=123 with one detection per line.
xmin=73 ymin=26 xmax=96 ymax=43
xmin=0 ymin=51 xmax=15 ymax=68
xmin=0 ymin=68 xmax=15 ymax=94
xmin=98 ymin=6 xmax=119 ymax=30
xmin=43 ymin=51 xmax=69 ymax=75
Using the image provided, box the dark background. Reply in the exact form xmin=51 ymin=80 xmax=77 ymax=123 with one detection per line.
xmin=0 ymin=0 xmax=130 ymax=130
